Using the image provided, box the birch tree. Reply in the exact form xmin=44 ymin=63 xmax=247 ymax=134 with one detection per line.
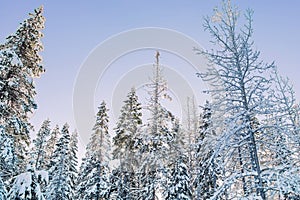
xmin=196 ymin=1 xmax=275 ymax=198
xmin=259 ymin=69 xmax=300 ymax=199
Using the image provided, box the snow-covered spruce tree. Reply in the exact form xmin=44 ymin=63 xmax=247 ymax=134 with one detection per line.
xmin=69 ymin=130 xmax=78 ymax=198
xmin=0 ymin=48 xmax=33 ymax=175
xmin=195 ymin=1 xmax=285 ymax=198
xmin=0 ymin=175 xmax=7 ymax=200
xmin=164 ymin=119 xmax=192 ymax=200
xmin=33 ymin=119 xmax=51 ymax=170
xmin=76 ymin=101 xmax=111 ymax=199
xmin=184 ymin=96 xmax=198 ymax=192
xmin=8 ymin=161 xmax=45 ymax=200
xmin=0 ymin=6 xmax=45 ymax=173
xmin=44 ymin=125 xmax=59 ymax=170
xmin=39 ymin=126 xmax=59 ymax=194
xmin=5 ymin=6 xmax=45 ymax=77
xmin=112 ymin=87 xmax=143 ymax=199
xmin=0 ymin=125 xmax=17 ymax=182
xmin=165 ymin=158 xmax=192 ymax=200
xmin=137 ymin=52 xmax=177 ymax=199
xmin=193 ymin=101 xmax=220 ymax=199
xmin=46 ymin=123 xmax=73 ymax=200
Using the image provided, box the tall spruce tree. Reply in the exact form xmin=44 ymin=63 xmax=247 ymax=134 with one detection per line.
xmin=165 ymin=158 xmax=192 ymax=200
xmin=184 ymin=97 xmax=198 ymax=192
xmin=137 ymin=52 xmax=176 ymax=199
xmin=33 ymin=119 xmax=51 ymax=170
xmin=164 ymin=120 xmax=192 ymax=200
xmin=77 ymin=101 xmax=111 ymax=199
xmin=69 ymin=130 xmax=78 ymax=198
xmin=194 ymin=101 xmax=218 ymax=199
xmin=0 ymin=6 xmax=45 ymax=173
xmin=44 ymin=125 xmax=59 ymax=170
xmin=0 ymin=48 xmax=32 ymax=174
xmin=46 ymin=123 xmax=73 ymax=200
xmin=112 ymin=87 xmax=143 ymax=199
xmin=5 ymin=6 xmax=45 ymax=77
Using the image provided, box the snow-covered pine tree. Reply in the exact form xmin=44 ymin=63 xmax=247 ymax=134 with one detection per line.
xmin=0 ymin=175 xmax=7 ymax=200
xmin=8 ymin=161 xmax=45 ymax=200
xmin=69 ymin=130 xmax=78 ymax=198
xmin=0 ymin=48 xmax=33 ymax=175
xmin=165 ymin=158 xmax=192 ymax=200
xmin=194 ymin=101 xmax=218 ymax=199
xmin=0 ymin=125 xmax=17 ymax=182
xmin=33 ymin=119 xmax=51 ymax=170
xmin=145 ymin=51 xmax=174 ymax=152
xmin=76 ymin=101 xmax=111 ymax=199
xmin=112 ymin=87 xmax=143 ymax=199
xmin=0 ymin=6 xmax=45 ymax=173
xmin=196 ymin=1 xmax=278 ymax=198
xmin=46 ymin=123 xmax=73 ymax=200
xmin=184 ymin=97 xmax=198 ymax=190
xmin=164 ymin=119 xmax=192 ymax=200
xmin=44 ymin=125 xmax=59 ymax=170
xmin=5 ymin=6 xmax=45 ymax=77
xmin=137 ymin=51 xmax=176 ymax=199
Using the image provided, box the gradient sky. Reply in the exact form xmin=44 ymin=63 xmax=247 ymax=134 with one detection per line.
xmin=1 ymin=1 xmax=300 ymax=155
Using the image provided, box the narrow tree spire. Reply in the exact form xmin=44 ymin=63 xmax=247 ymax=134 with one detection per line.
xmin=156 ymin=51 xmax=160 ymax=65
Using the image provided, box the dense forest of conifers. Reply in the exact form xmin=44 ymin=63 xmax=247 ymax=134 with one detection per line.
xmin=1 ymin=1 xmax=300 ymax=200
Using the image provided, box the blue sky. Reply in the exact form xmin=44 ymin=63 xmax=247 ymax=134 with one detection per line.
xmin=1 ymin=1 xmax=300 ymax=149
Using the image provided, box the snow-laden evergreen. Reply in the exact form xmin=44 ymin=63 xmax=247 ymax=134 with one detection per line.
xmin=183 ymin=97 xmax=198 ymax=193
xmin=112 ymin=87 xmax=143 ymax=199
xmin=7 ymin=161 xmax=45 ymax=200
xmin=69 ymin=130 xmax=78 ymax=198
xmin=165 ymin=159 xmax=192 ymax=200
xmin=5 ymin=6 xmax=45 ymax=77
xmin=44 ymin=125 xmax=59 ymax=170
xmin=144 ymin=52 xmax=175 ymax=153
xmin=33 ymin=119 xmax=51 ymax=170
xmin=46 ymin=123 xmax=73 ymax=200
xmin=0 ymin=126 xmax=17 ymax=182
xmin=113 ymin=87 xmax=142 ymax=162
xmin=0 ymin=175 xmax=7 ymax=200
xmin=164 ymin=121 xmax=192 ymax=200
xmin=0 ymin=6 xmax=45 ymax=174
xmin=77 ymin=101 xmax=111 ymax=199
xmin=2 ymin=3 xmax=300 ymax=200
xmin=0 ymin=48 xmax=33 ymax=174
xmin=136 ymin=52 xmax=179 ymax=199
xmin=193 ymin=101 xmax=219 ymax=199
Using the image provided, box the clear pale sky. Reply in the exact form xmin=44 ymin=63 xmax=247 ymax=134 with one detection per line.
xmin=1 ymin=1 xmax=300 ymax=152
